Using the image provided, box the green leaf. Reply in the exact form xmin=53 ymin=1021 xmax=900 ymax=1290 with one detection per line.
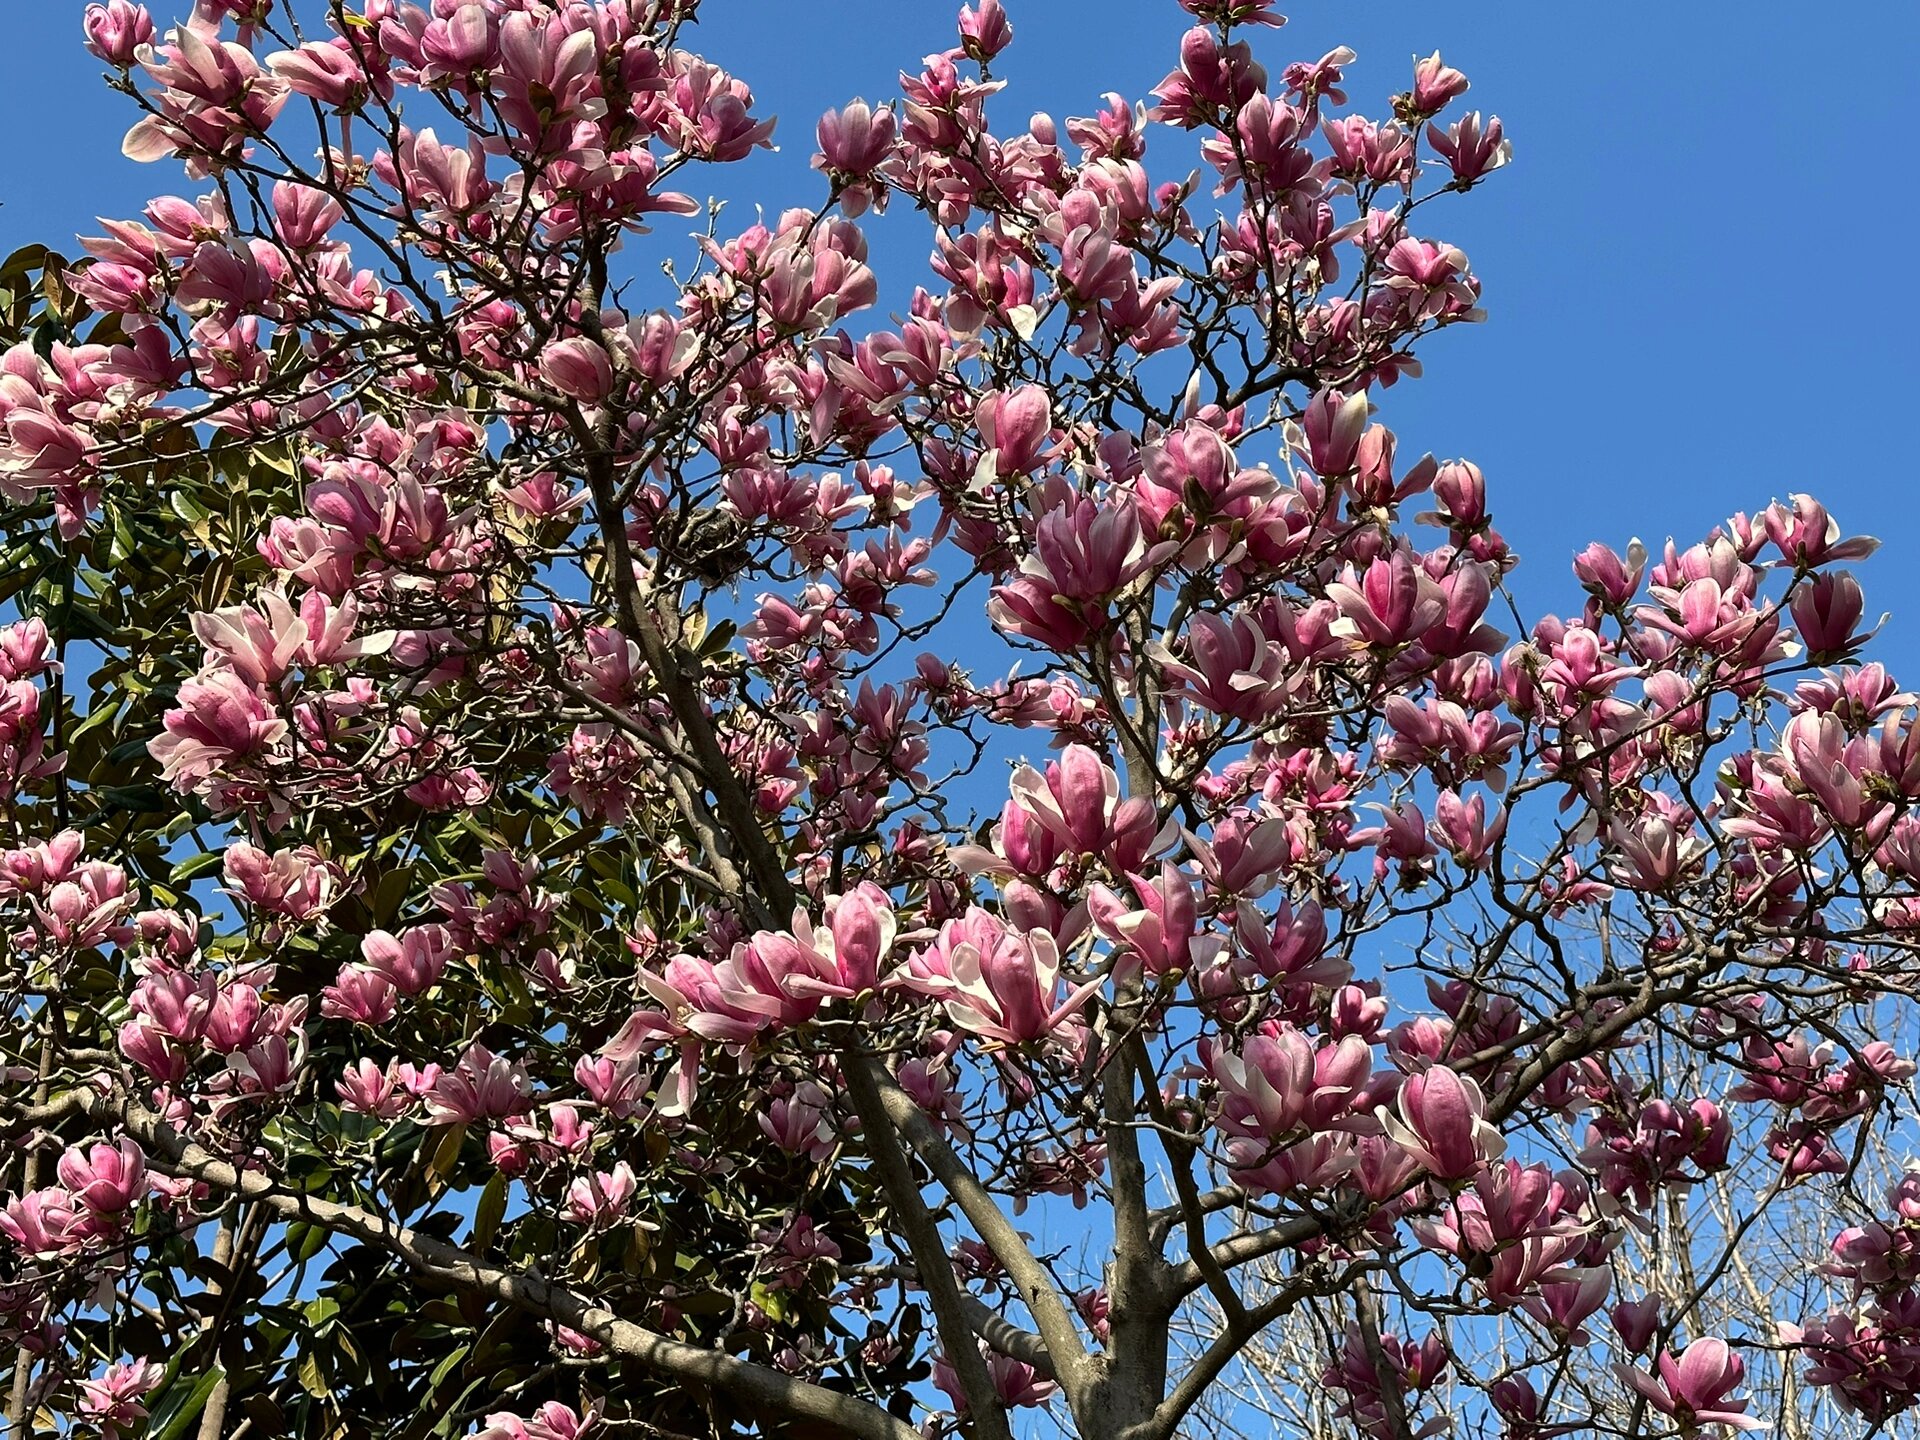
xmin=89 ymin=783 xmax=170 ymax=817
xmin=169 ymin=850 xmax=225 ymax=885
xmin=750 ymin=1280 xmax=792 ymax=1325
xmin=169 ymin=488 xmax=211 ymax=528
xmin=0 ymin=246 xmax=51 ymax=289
xmin=468 ymin=1304 xmax=521 ymax=1369
xmin=370 ymin=865 xmax=414 ymax=925
xmin=426 ymin=1344 xmax=471 ymax=1390
xmin=471 ymin=1172 xmax=509 ymax=1251
xmin=55 ymin=597 xmax=120 ymax=642
xmin=297 ymin=1348 xmax=331 ymax=1398
xmin=425 ymin=1122 xmax=467 ymax=1197
xmin=147 ymin=1367 xmax=225 ymax=1440
xmin=68 ymin=699 xmax=127 ymax=743
xmin=286 ymin=1220 xmax=331 ymax=1263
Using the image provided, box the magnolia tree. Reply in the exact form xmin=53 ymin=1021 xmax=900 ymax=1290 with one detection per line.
xmin=2 ymin=1 xmax=1918 ymax=1437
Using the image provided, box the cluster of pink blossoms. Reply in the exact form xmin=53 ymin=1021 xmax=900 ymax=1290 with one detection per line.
xmin=0 ymin=0 xmax=1915 ymax=1436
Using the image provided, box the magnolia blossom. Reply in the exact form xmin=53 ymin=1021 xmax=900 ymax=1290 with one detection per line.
xmin=148 ymin=668 xmax=288 ymax=788
xmin=423 ymin=1044 xmax=531 ymax=1126
xmin=934 ymin=911 xmax=1099 ymax=1047
xmin=76 ymin=1359 xmax=163 ymax=1440
xmin=933 ymin=1340 xmax=1057 ymax=1414
xmin=474 ymin=1403 xmax=594 ymax=1440
xmin=564 ymin=1162 xmax=640 ymax=1226
xmin=0 ymin=1188 xmax=86 ymax=1258
xmin=1619 ymin=1338 xmax=1764 ymax=1432
xmin=56 ymin=1139 xmax=146 ymax=1216
xmin=1378 ymin=1066 xmax=1506 ymax=1181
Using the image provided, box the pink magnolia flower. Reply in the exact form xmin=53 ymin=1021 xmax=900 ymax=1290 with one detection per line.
xmin=936 ymin=911 xmax=1099 ymax=1047
xmin=1608 ymin=810 xmax=1708 ymax=893
xmin=1296 ymin=388 xmax=1371 ymax=477
xmin=201 ymin=979 xmax=265 ymax=1054
xmin=1004 ymin=743 xmax=1162 ymax=865
xmin=1619 ymin=1338 xmax=1764 ymax=1432
xmin=757 ymin=1214 xmax=843 ymax=1288
xmin=1762 ymin=493 xmax=1878 ymax=567
xmin=193 ymin=590 xmax=372 ymax=686
xmin=222 ymin=843 xmax=343 ymax=924
xmin=118 ymin=1017 xmax=186 ymax=1084
xmin=122 ymin=29 xmax=290 ymax=172
xmin=337 ymin=1058 xmax=415 ymax=1119
xmin=1411 ymin=1160 xmax=1596 ymax=1314
xmin=361 ymin=924 xmax=456 ymax=996
xmin=0 ymin=617 xmax=54 ymax=681
xmin=1573 ymin=539 xmax=1647 ymax=605
xmin=1327 ymin=550 xmax=1448 ymax=649
xmin=957 ymin=0 xmax=1013 ymax=62
xmin=476 ymin=1403 xmax=594 ymax=1440
xmin=1188 ymin=817 xmax=1294 ymax=900
xmin=1790 ymin=1297 xmax=1920 ymax=1421
xmin=815 ymin=100 xmax=897 ymax=193
xmin=575 ymin=1053 xmax=653 ymax=1121
xmin=1382 ymin=237 xmax=1479 ymax=321
xmin=975 ymin=385 xmax=1055 ymax=478
xmin=1156 ymin=610 xmax=1299 ymax=726
xmin=129 ymin=967 xmax=214 ymax=1044
xmin=492 ymin=11 xmax=604 ymax=141
xmin=76 ymin=1359 xmax=163 ymax=1440
xmin=28 ymin=858 xmax=136 ymax=951
xmin=0 ymin=1187 xmax=86 ymax=1258
xmin=0 ymin=830 xmax=85 ymax=896
xmin=760 ymin=1082 xmax=836 ymax=1160
xmin=1525 ymin=1267 xmax=1613 ymax=1339
xmin=540 ymin=337 xmax=615 ymax=403
xmin=1237 ymin=897 xmax=1347 ymax=988
xmin=320 ymin=964 xmax=398 ymax=1026
xmin=1613 ymin=1296 xmax=1663 ymax=1354
xmin=564 ymin=1162 xmax=640 ymax=1226
xmin=265 ymin=40 xmax=371 ymax=111
xmin=1210 ymin=1026 xmax=1375 ymax=1143
xmin=1378 ymin=1065 xmax=1506 ymax=1180
xmin=1181 ymin=0 xmax=1286 ymax=28
xmin=659 ymin=53 xmax=775 ymax=162
xmin=149 ymin=668 xmax=287 ymax=788
xmin=1324 ymin=1323 xmax=1448 ymax=1437
xmin=986 ymin=492 xmax=1148 ymax=649
xmin=265 ymin=182 xmax=342 ymax=254
xmin=1407 ymin=51 xmax=1471 ymax=118
xmin=1090 ymin=861 xmax=1198 ymax=978
xmin=419 ymin=4 xmax=498 ymax=77
xmin=423 ymin=1044 xmax=531 ymax=1125
xmin=782 ymin=882 xmax=900 ymax=999
xmin=1792 ymin=571 xmax=1868 ymax=661
xmin=1430 ymin=111 xmax=1510 ymax=184
xmin=56 ymin=1139 xmax=147 ymax=1216
xmin=82 ymin=1 xmax=153 ymax=67
xmin=933 ymin=1340 xmax=1057 ymax=1413
xmin=230 ymin=1031 xmax=306 ymax=1097
xmin=1150 ymin=27 xmax=1266 ymax=129
xmin=639 ymin=951 xmax=788 ymax=1045
xmin=1429 ymin=789 xmax=1506 ymax=869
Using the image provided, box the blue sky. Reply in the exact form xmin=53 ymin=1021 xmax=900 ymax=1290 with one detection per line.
xmin=7 ymin=2 xmax=1919 ymax=668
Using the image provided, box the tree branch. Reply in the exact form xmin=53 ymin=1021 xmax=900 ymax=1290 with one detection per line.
xmin=854 ymin=1058 xmax=1096 ymax=1404
xmin=840 ymin=1056 xmax=1016 ymax=1440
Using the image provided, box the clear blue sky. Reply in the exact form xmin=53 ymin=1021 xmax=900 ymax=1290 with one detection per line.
xmin=4 ymin=0 xmax=1919 ymax=660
